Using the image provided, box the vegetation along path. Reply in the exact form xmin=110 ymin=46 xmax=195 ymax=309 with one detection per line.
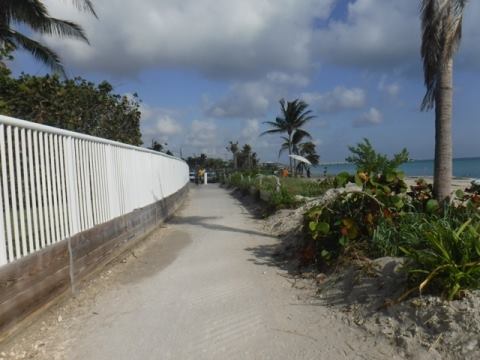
xmin=2 ymin=185 xmax=403 ymax=360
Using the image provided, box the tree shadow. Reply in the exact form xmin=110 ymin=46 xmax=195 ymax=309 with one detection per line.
xmin=171 ymin=215 xmax=277 ymax=238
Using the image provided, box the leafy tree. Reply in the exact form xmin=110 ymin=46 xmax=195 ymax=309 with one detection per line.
xmin=420 ymin=0 xmax=468 ymax=202
xmin=0 ymin=0 xmax=96 ymax=75
xmin=0 ymin=70 xmax=142 ymax=145
xmin=186 ymin=155 xmax=227 ymax=170
xmin=261 ymin=98 xmax=314 ymax=173
xmin=149 ymin=140 xmax=165 ymax=152
xmin=346 ymin=138 xmax=408 ymax=174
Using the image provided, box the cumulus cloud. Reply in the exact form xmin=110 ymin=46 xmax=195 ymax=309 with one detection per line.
xmin=187 ymin=120 xmax=217 ymax=147
xmin=140 ymin=104 xmax=183 ymax=144
xmin=241 ymin=119 xmax=260 ymax=141
xmin=302 ymin=86 xmax=366 ymax=113
xmin=314 ymin=0 xmax=480 ymax=72
xmin=42 ymin=0 xmax=335 ymax=78
xmin=353 ymin=107 xmax=383 ymax=127
xmin=205 ymin=71 xmax=309 ymax=118
xmin=378 ymin=77 xmax=400 ymax=97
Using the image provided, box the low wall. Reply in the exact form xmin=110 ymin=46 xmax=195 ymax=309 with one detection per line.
xmin=0 ymin=184 xmax=189 ymax=337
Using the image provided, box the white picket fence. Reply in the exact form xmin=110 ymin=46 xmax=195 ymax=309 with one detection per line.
xmin=0 ymin=115 xmax=189 ymax=266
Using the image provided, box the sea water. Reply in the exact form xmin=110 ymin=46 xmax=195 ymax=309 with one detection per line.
xmin=314 ymin=157 xmax=480 ymax=178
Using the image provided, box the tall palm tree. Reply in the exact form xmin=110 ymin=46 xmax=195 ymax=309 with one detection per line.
xmin=420 ymin=0 xmax=468 ymax=202
xmin=226 ymin=141 xmax=239 ymax=169
xmin=0 ymin=0 xmax=97 ymax=75
xmin=261 ymin=98 xmax=314 ymax=173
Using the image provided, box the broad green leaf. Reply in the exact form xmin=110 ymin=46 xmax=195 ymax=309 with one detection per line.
xmin=317 ymin=222 xmax=330 ymax=235
xmin=426 ymin=199 xmax=440 ymax=213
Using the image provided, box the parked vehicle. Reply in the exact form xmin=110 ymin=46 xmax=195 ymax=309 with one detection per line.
xmin=207 ymin=171 xmax=218 ymax=183
xmin=189 ymin=171 xmax=196 ymax=182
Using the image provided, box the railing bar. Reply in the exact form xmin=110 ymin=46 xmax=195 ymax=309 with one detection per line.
xmin=50 ymin=134 xmax=60 ymax=243
xmin=0 ymin=125 xmax=11 ymax=264
xmin=91 ymin=142 xmax=101 ymax=224
xmin=28 ymin=130 xmax=40 ymax=251
xmin=75 ymin=140 xmax=85 ymax=232
xmin=39 ymin=132 xmax=50 ymax=247
xmin=21 ymin=129 xmax=34 ymax=253
xmin=45 ymin=133 xmax=55 ymax=245
xmin=55 ymin=135 xmax=66 ymax=241
xmin=14 ymin=127 xmax=27 ymax=257
xmin=83 ymin=141 xmax=94 ymax=228
xmin=0 ymin=114 xmax=184 ymax=161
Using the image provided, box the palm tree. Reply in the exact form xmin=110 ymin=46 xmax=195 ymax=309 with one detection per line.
xmin=261 ymin=98 xmax=314 ymax=174
xmin=296 ymin=141 xmax=320 ymax=175
xmin=226 ymin=141 xmax=239 ymax=169
xmin=420 ymin=0 xmax=468 ymax=202
xmin=0 ymin=0 xmax=97 ymax=75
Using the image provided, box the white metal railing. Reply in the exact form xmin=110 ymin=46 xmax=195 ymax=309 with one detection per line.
xmin=0 ymin=115 xmax=189 ymax=265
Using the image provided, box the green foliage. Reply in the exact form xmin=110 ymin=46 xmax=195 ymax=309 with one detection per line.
xmin=346 ymin=138 xmax=409 ymax=174
xmin=268 ymin=187 xmax=298 ymax=210
xmin=0 ymin=72 xmax=142 ymax=145
xmin=302 ymin=139 xmax=480 ymax=299
xmin=305 ymin=192 xmax=383 ymax=262
xmin=401 ymin=217 xmax=480 ymax=300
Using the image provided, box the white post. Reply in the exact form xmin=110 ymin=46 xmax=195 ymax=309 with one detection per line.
xmin=65 ymin=137 xmax=80 ymax=236
xmin=204 ymin=172 xmax=208 ymax=184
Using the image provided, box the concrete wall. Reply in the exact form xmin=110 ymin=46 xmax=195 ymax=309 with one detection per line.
xmin=0 ymin=185 xmax=189 ymax=337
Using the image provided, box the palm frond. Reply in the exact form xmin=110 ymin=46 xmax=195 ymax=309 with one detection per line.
xmin=421 ymin=0 xmax=467 ymax=110
xmin=70 ymin=0 xmax=98 ymax=18
xmin=7 ymin=30 xmax=65 ymax=76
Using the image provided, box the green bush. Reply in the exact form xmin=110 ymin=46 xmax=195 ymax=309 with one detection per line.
xmin=401 ymin=217 xmax=480 ymax=300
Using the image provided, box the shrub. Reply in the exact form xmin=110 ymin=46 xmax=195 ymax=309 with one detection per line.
xmin=401 ymin=216 xmax=480 ymax=300
xmin=346 ymin=138 xmax=409 ymax=175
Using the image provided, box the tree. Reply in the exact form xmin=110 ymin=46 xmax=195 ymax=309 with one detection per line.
xmin=226 ymin=141 xmax=239 ymax=169
xmin=237 ymin=144 xmax=259 ymax=170
xmin=296 ymin=141 xmax=320 ymax=175
xmin=149 ymin=140 xmax=164 ymax=152
xmin=0 ymin=70 xmax=142 ymax=145
xmin=0 ymin=0 xmax=96 ymax=75
xmin=346 ymin=138 xmax=409 ymax=174
xmin=261 ymin=98 xmax=314 ymax=174
xmin=420 ymin=0 xmax=468 ymax=202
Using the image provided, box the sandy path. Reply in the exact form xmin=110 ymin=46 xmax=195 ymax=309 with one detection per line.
xmin=1 ymin=185 xmax=403 ymax=360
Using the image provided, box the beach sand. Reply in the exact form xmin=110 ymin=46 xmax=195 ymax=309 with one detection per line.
xmin=405 ymin=176 xmax=473 ymax=192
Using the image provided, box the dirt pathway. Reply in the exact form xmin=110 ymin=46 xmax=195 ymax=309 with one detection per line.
xmin=1 ymin=185 xmax=403 ymax=359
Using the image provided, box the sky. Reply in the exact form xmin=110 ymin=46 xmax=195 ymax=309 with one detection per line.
xmin=9 ymin=0 xmax=480 ymax=163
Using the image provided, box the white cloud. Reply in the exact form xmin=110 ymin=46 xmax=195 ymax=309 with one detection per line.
xmin=378 ymin=77 xmax=400 ymax=97
xmin=187 ymin=120 xmax=217 ymax=147
xmin=140 ymin=104 xmax=183 ymax=145
xmin=42 ymin=0 xmax=335 ymax=77
xmin=241 ymin=119 xmax=260 ymax=140
xmin=205 ymin=71 xmax=308 ymax=118
xmin=302 ymin=86 xmax=366 ymax=113
xmin=353 ymin=107 xmax=383 ymax=127
xmin=314 ymin=0 xmax=480 ymax=73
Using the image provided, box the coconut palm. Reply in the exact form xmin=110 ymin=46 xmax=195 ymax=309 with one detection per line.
xmin=420 ymin=0 xmax=468 ymax=202
xmin=0 ymin=0 xmax=96 ymax=75
xmin=226 ymin=141 xmax=239 ymax=169
xmin=261 ymin=98 xmax=314 ymax=173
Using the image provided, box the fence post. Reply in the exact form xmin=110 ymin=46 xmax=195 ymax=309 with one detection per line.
xmin=0 ymin=177 xmax=6 ymax=265
xmin=106 ymin=145 xmax=118 ymax=218
xmin=65 ymin=137 xmax=80 ymax=236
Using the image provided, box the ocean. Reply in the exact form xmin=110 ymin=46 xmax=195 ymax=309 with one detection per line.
xmin=314 ymin=157 xmax=480 ymax=179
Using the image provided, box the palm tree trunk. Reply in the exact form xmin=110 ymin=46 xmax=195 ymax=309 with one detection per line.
xmin=433 ymin=58 xmax=453 ymax=203
xmin=288 ymin=132 xmax=293 ymax=175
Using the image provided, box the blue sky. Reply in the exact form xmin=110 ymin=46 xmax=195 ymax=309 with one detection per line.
xmin=9 ymin=0 xmax=480 ymax=163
